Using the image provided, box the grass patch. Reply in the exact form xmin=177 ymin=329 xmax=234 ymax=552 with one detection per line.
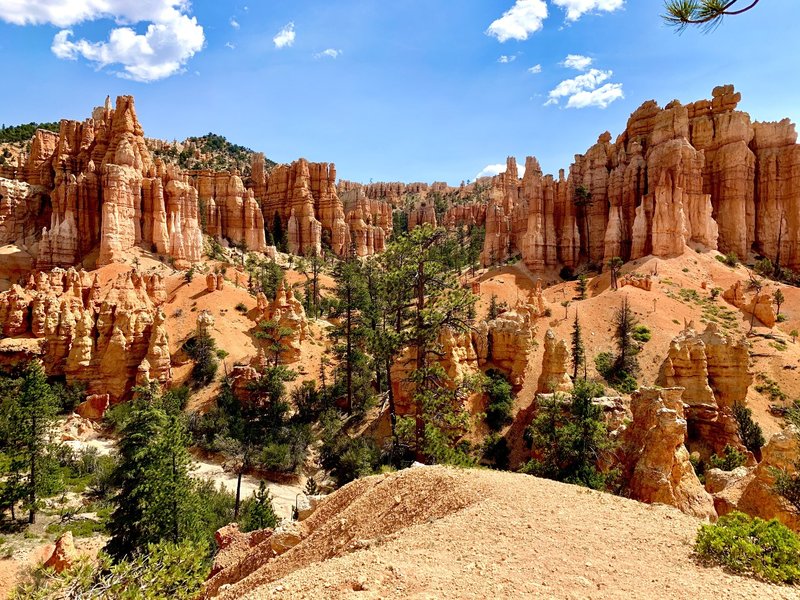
xmin=45 ymin=517 xmax=107 ymax=539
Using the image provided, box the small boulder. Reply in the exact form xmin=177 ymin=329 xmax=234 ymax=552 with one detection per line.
xmin=270 ymin=521 xmax=303 ymax=555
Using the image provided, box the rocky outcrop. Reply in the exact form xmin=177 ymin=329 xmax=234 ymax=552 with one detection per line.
xmin=206 ymin=272 xmax=226 ymax=292
xmin=475 ymin=85 xmax=800 ymax=274
xmin=340 ymin=188 xmax=392 ymax=256
xmin=656 ymin=324 xmax=752 ymax=459
xmin=257 ymin=281 xmax=308 ymax=364
xmin=44 ymin=532 xmax=79 ymax=573
xmin=722 ymin=280 xmax=777 ymax=327
xmin=0 ymin=267 xmax=170 ymax=401
xmin=711 ymin=427 xmax=800 ymax=531
xmin=622 ymin=387 xmax=716 ymax=519
xmin=473 ymin=308 xmax=535 ymax=387
xmin=391 ymin=309 xmax=534 ymax=419
xmin=75 ymin=394 xmax=110 ymax=420
xmin=536 ymin=330 xmax=572 ymax=394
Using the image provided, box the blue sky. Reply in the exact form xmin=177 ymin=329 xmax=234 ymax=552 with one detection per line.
xmin=0 ymin=1 xmax=798 ymax=185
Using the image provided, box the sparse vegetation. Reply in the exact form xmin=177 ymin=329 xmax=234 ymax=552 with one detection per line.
xmin=708 ymin=445 xmax=747 ymax=471
xmin=716 ymin=252 xmax=739 ymax=268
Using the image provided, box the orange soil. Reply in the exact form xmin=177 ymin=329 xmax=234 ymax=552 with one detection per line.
xmin=208 ymin=466 xmax=797 ymax=599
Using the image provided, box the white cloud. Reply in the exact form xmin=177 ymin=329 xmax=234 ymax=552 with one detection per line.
xmin=561 ymin=54 xmax=592 ymax=71
xmin=476 ymin=163 xmax=526 ymax=180
xmin=314 ymin=48 xmax=341 ymax=59
xmin=1 ymin=1 xmax=205 ymax=82
xmin=566 ymin=82 xmax=624 ymax=108
xmin=273 ymin=22 xmax=295 ymax=49
xmin=546 ymin=67 xmax=623 ymax=109
xmin=225 ymin=41 xmax=235 ymax=50
xmin=548 ymin=68 xmax=611 ymax=99
xmin=230 ymin=17 xmax=240 ymax=29
xmin=498 ymin=54 xmax=517 ymax=64
xmin=486 ymin=0 xmax=548 ymax=42
xmin=528 ymin=64 xmax=542 ymax=74
xmin=552 ymin=0 xmax=625 ymax=22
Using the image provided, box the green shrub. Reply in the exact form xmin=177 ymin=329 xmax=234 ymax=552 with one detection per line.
xmin=695 ymin=512 xmax=800 ymax=584
xmin=482 ymin=433 xmax=510 ymax=470
xmin=484 ymin=369 xmax=513 ymax=431
xmin=708 ymin=444 xmax=747 ymax=471
xmin=235 ymin=302 xmax=248 ymax=313
xmin=716 ymin=252 xmax=739 ymax=268
xmin=631 ymin=325 xmax=652 ymax=343
xmin=595 ymin=352 xmax=638 ymax=394
xmin=777 ymin=313 xmax=788 ymax=323
xmin=182 ymin=332 xmax=219 ymax=387
xmin=12 ymin=539 xmax=210 ymax=599
xmin=732 ymin=402 xmax=765 ymax=456
xmin=240 ymin=481 xmax=279 ymax=532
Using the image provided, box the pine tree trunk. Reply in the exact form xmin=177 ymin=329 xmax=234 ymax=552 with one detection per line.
xmin=234 ymin=470 xmax=243 ymax=519
xmin=346 ymin=282 xmax=353 ymax=414
xmin=29 ymin=414 xmax=36 ymax=524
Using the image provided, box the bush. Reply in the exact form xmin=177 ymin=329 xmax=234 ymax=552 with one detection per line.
xmin=183 ymin=332 xmax=219 ymax=387
xmin=708 ymin=445 xmax=747 ymax=471
xmin=235 ymin=302 xmax=248 ymax=313
xmin=777 ymin=313 xmax=788 ymax=323
xmin=484 ymin=369 xmax=513 ymax=431
xmin=482 ymin=433 xmax=510 ymax=470
xmin=695 ymin=512 xmax=800 ymax=584
xmin=732 ymin=402 xmax=765 ymax=456
xmin=595 ymin=352 xmax=638 ymax=394
xmin=12 ymin=539 xmax=210 ymax=599
xmin=240 ymin=481 xmax=279 ymax=532
xmin=716 ymin=252 xmax=739 ymax=268
xmin=754 ymin=257 xmax=774 ymax=278
xmin=631 ymin=325 xmax=651 ymax=343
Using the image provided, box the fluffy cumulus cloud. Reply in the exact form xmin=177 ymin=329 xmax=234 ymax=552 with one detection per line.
xmin=545 ymin=67 xmax=623 ymax=108
xmin=273 ymin=22 xmax=295 ymax=49
xmin=314 ymin=48 xmax=341 ymax=59
xmin=552 ymin=0 xmax=624 ymax=21
xmin=528 ymin=64 xmax=542 ymax=74
xmin=0 ymin=0 xmax=205 ymax=82
xmin=476 ymin=162 xmax=527 ymax=180
xmin=229 ymin=17 xmax=240 ymax=29
xmin=566 ymin=83 xmax=624 ymax=108
xmin=561 ymin=53 xmax=592 ymax=71
xmin=498 ymin=54 xmax=517 ymax=64
xmin=486 ymin=0 xmax=548 ymax=42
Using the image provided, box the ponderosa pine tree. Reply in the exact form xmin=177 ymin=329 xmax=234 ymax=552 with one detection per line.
xmin=106 ymin=385 xmax=198 ymax=560
xmin=663 ymin=0 xmax=761 ymax=31
xmin=240 ymin=481 xmax=279 ymax=532
xmin=387 ymin=225 xmax=478 ymax=462
xmin=9 ymin=362 xmax=59 ymax=524
xmin=523 ymin=379 xmax=615 ymax=490
xmin=571 ymin=313 xmax=586 ymax=381
xmin=330 ymin=256 xmax=372 ymax=413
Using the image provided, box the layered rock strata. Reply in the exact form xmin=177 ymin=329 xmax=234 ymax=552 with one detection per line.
xmin=656 ymin=324 xmax=752 ymax=460
xmin=479 ymin=85 xmax=800 ymax=273
xmin=622 ymin=387 xmax=716 ymax=519
xmin=0 ymin=267 xmax=170 ymax=400
xmin=256 ymin=281 xmax=308 ymax=364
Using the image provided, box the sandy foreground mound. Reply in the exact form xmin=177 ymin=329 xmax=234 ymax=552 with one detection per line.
xmin=207 ymin=467 xmax=796 ymax=599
